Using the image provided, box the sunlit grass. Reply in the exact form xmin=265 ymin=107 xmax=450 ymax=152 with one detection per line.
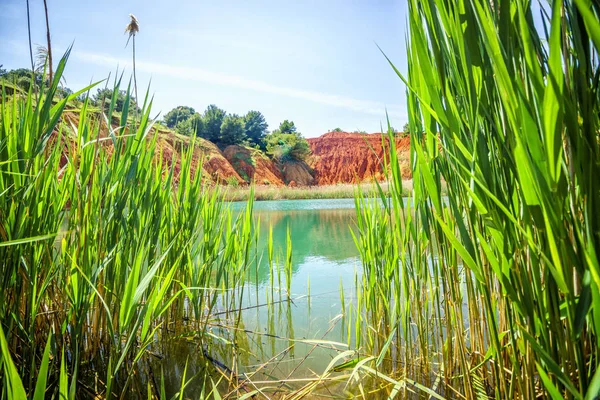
xmin=0 ymin=49 xmax=260 ymax=398
xmin=350 ymin=0 xmax=600 ymax=398
xmin=223 ymin=181 xmax=413 ymax=202
xmin=2 ymin=0 xmax=599 ymax=398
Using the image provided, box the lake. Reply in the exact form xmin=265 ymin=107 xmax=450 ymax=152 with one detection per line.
xmin=158 ymin=198 xmax=364 ymax=396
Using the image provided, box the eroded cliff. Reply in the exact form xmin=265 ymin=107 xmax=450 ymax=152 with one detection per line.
xmin=223 ymin=145 xmax=285 ymax=186
xmin=307 ymin=132 xmax=411 ymax=185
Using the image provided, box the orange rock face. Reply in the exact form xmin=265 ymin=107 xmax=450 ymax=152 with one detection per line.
xmin=57 ymin=112 xmax=244 ymax=185
xmin=161 ymin=134 xmax=244 ymax=184
xmin=307 ymin=132 xmax=411 ymax=185
xmin=282 ymin=160 xmax=314 ymax=186
xmin=56 ymin=113 xmax=412 ymax=187
xmin=223 ymin=145 xmax=285 ymax=186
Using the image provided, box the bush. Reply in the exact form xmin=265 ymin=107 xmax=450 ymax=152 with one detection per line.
xmin=226 ymin=176 xmax=240 ymax=187
xmin=264 ymin=120 xmax=310 ymax=162
xmin=163 ymin=106 xmax=195 ymax=128
xmin=265 ymin=132 xmax=310 ymax=162
xmin=174 ymin=113 xmax=204 ymax=137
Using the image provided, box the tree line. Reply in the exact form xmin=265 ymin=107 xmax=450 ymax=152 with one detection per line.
xmin=163 ymin=105 xmax=310 ymax=161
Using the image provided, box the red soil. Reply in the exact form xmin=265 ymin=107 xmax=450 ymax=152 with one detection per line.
xmin=56 ymin=114 xmax=412 ymax=187
xmin=307 ymin=131 xmax=412 ymax=185
xmin=223 ymin=145 xmax=285 ymax=186
xmin=58 ymin=112 xmax=243 ymax=185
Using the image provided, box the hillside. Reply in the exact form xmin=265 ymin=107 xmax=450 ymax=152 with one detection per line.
xmin=223 ymin=145 xmax=285 ymax=185
xmin=57 ymin=113 xmax=410 ymax=187
xmin=59 ymin=112 xmax=244 ymax=185
xmin=307 ymin=132 xmax=411 ymax=185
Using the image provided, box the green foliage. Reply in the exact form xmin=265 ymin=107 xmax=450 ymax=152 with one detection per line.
xmin=353 ymin=0 xmax=600 ymax=398
xmin=0 ymin=50 xmax=259 ymax=398
xmin=175 ymin=112 xmax=204 ymax=137
xmin=0 ymin=68 xmax=43 ymax=91
xmin=330 ymin=127 xmax=343 ymax=132
xmin=276 ymin=119 xmax=297 ymax=134
xmin=219 ymin=113 xmax=247 ymax=146
xmin=164 ymin=106 xmax=258 ymax=147
xmin=226 ymin=175 xmax=240 ymax=187
xmin=93 ymin=87 xmax=139 ymax=113
xmin=201 ymin=104 xmax=226 ymax=143
xmin=163 ymin=105 xmax=196 ymax=128
xmin=265 ymin=120 xmax=310 ymax=161
xmin=244 ymin=110 xmax=268 ymax=148
xmin=402 ymin=122 xmax=409 ymax=134
xmin=163 ymin=105 xmax=205 ymax=137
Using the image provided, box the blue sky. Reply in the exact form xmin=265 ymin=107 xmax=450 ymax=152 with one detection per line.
xmin=0 ymin=0 xmax=409 ymax=138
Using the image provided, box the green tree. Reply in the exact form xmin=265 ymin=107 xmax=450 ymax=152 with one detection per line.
xmin=201 ymin=104 xmax=226 ymax=143
xmin=93 ymin=88 xmax=139 ymax=114
xmin=277 ymin=119 xmax=297 ymax=134
xmin=331 ymin=127 xmax=343 ymax=132
xmin=402 ymin=122 xmax=410 ymax=134
xmin=219 ymin=114 xmax=246 ymax=146
xmin=0 ymin=68 xmax=43 ymax=91
xmin=175 ymin=113 xmax=204 ymax=137
xmin=265 ymin=120 xmax=310 ymax=161
xmin=244 ymin=110 xmax=268 ymax=148
xmin=163 ymin=106 xmax=196 ymax=128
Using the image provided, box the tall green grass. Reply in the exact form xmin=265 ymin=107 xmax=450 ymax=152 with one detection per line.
xmin=0 ymin=49 xmax=258 ymax=398
xmin=222 ymin=181 xmax=414 ymax=202
xmin=352 ymin=0 xmax=600 ymax=398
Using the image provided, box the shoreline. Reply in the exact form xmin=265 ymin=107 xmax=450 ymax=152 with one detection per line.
xmin=220 ymin=180 xmax=414 ymax=202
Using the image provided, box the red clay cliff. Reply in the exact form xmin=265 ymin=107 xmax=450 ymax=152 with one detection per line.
xmin=307 ymin=132 xmax=411 ymax=185
xmin=57 ymin=113 xmax=411 ymax=187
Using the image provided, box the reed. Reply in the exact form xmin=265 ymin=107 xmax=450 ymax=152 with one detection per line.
xmin=0 ymin=49 xmax=259 ymax=398
xmin=3 ymin=0 xmax=599 ymax=398
xmin=351 ymin=0 xmax=600 ymax=398
xmin=223 ymin=181 xmax=413 ymax=202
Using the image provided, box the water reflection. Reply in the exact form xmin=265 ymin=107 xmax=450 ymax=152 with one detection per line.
xmin=249 ymin=208 xmax=359 ymax=284
xmin=156 ymin=199 xmax=366 ymax=397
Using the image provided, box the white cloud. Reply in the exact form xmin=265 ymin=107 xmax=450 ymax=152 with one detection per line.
xmin=73 ymin=51 xmax=405 ymax=119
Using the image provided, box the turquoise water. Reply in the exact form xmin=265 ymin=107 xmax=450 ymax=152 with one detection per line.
xmin=159 ymin=199 xmax=364 ymax=394
xmin=231 ymin=197 xmax=359 ymax=212
xmin=233 ymin=198 xmax=360 ymax=284
xmin=231 ymin=199 xmax=361 ymax=374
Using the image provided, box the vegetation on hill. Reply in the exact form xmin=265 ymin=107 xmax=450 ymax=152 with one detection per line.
xmin=264 ymin=119 xmax=310 ymax=162
xmin=93 ymin=87 xmax=141 ymax=114
xmin=162 ymin=104 xmax=311 ymax=162
xmin=243 ymin=110 xmax=268 ymax=148
xmin=0 ymin=67 xmax=43 ymax=91
xmin=162 ymin=105 xmax=196 ymax=128
xmin=4 ymin=0 xmax=598 ymax=397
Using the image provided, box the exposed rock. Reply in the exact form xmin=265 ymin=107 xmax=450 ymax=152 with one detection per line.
xmin=59 ymin=112 xmax=244 ymax=185
xmin=223 ymin=145 xmax=285 ymax=186
xmin=282 ymin=160 xmax=314 ymax=186
xmin=160 ymin=133 xmax=244 ymax=184
xmin=58 ymin=113 xmax=412 ymax=187
xmin=307 ymin=131 xmax=411 ymax=185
